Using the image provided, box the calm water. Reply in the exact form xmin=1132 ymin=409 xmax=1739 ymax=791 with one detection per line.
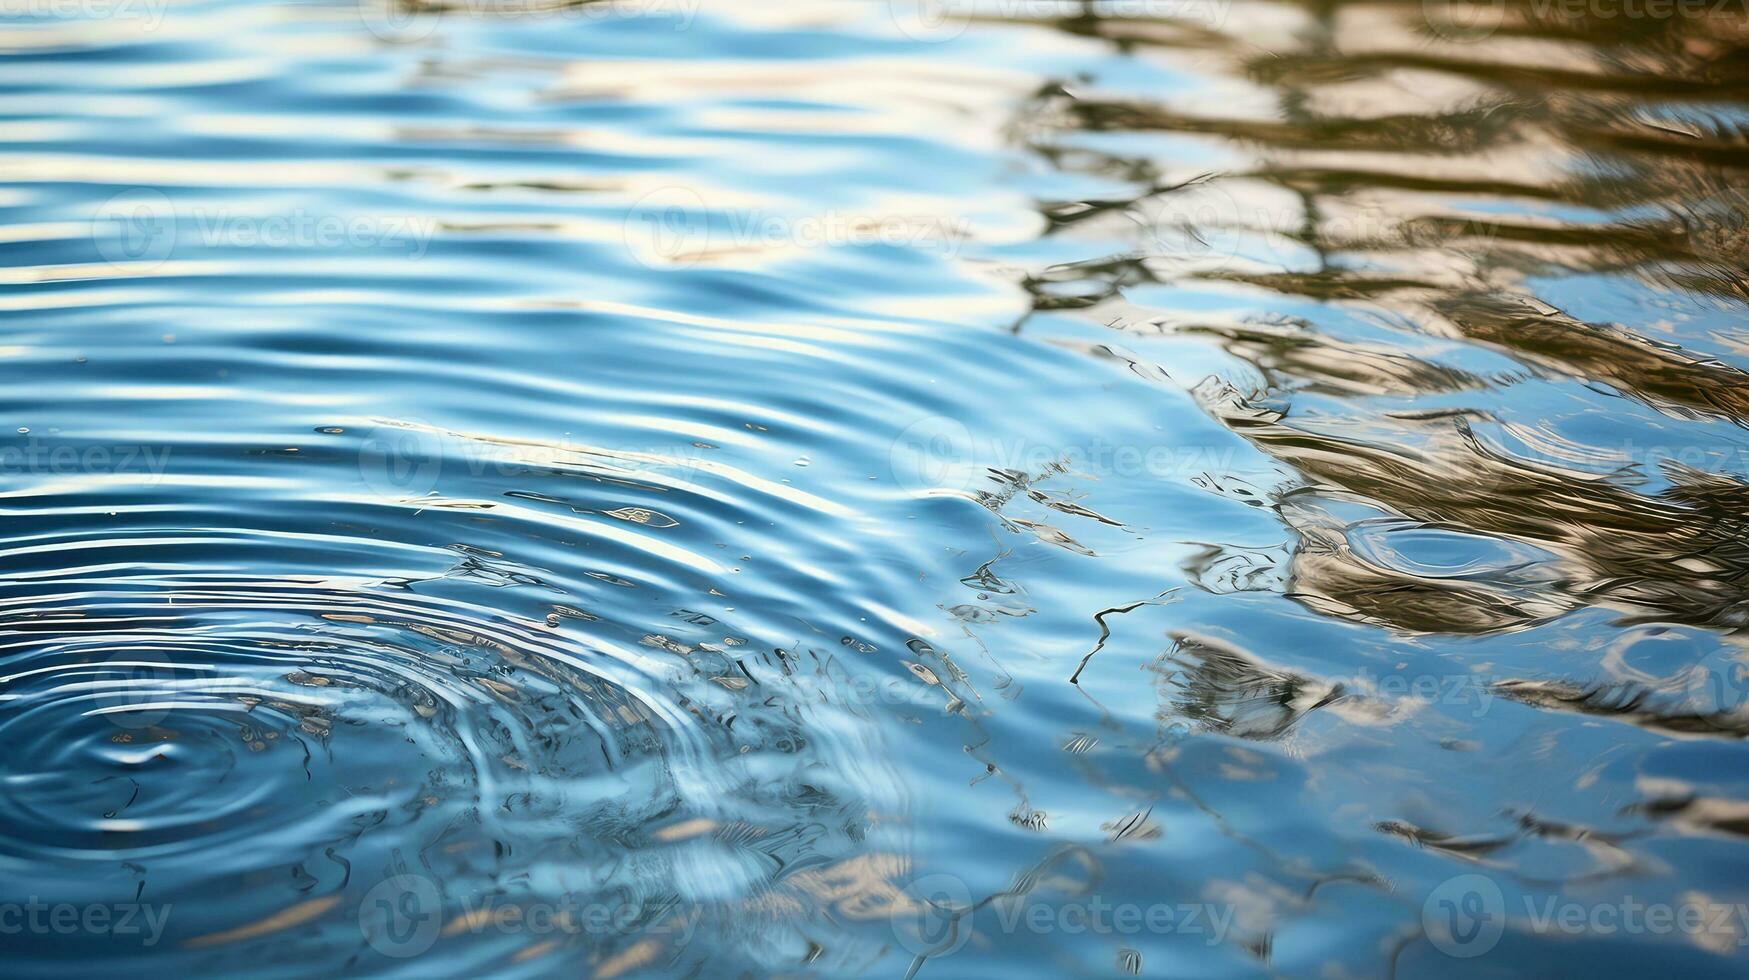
xmin=4 ymin=0 xmax=1749 ymax=976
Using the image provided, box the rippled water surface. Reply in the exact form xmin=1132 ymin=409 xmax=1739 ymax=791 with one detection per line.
xmin=7 ymin=0 xmax=1749 ymax=975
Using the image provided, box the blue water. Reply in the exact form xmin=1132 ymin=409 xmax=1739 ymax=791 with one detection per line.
xmin=5 ymin=0 xmax=1749 ymax=976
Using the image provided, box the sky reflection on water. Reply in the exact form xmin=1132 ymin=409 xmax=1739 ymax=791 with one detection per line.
xmin=3 ymin=0 xmax=1749 ymax=976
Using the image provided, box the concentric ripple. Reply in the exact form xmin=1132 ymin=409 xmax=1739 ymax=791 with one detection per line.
xmin=0 ymin=522 xmax=900 ymax=975
xmin=0 ymin=580 xmax=684 ymax=861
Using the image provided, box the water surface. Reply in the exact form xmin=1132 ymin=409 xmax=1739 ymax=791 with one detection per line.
xmin=5 ymin=0 xmax=1749 ymax=976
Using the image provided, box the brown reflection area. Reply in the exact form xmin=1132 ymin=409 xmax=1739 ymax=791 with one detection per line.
xmin=1493 ymin=676 xmax=1749 ymax=736
xmin=1007 ymin=0 xmax=1749 ymax=300
xmin=1430 ymin=292 xmax=1749 ymax=423
xmin=1202 ymin=381 xmax=1749 ymax=630
xmin=1629 ymin=794 xmax=1749 ymax=837
xmin=1159 ymin=631 xmax=1345 ymax=740
xmin=986 ymin=0 xmax=1749 ymax=638
xmin=1272 ymin=490 xmax=1581 ymax=633
xmin=1064 ymin=93 xmax=1529 ymax=155
xmin=1178 ymin=320 xmax=1483 ymax=397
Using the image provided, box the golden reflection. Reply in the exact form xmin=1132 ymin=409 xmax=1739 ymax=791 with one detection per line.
xmin=999 ymin=0 xmax=1749 ymax=637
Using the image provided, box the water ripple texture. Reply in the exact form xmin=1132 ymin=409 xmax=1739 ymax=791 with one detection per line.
xmin=4 ymin=0 xmax=1749 ymax=977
